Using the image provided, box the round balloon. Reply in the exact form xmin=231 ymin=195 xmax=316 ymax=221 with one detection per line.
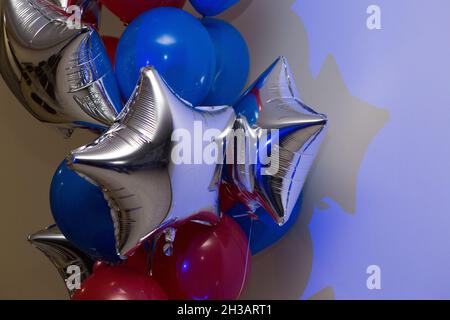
xmin=50 ymin=160 xmax=118 ymax=262
xmin=190 ymin=0 xmax=239 ymax=16
xmin=115 ymin=7 xmax=216 ymax=105
xmin=101 ymin=36 xmax=120 ymax=66
xmin=122 ymin=242 xmax=152 ymax=274
xmin=100 ymin=0 xmax=186 ymax=24
xmin=227 ymin=194 xmax=304 ymax=255
xmin=201 ymin=18 xmax=249 ymax=106
xmin=73 ymin=266 xmax=167 ymax=300
xmin=153 ymin=216 xmax=251 ymax=300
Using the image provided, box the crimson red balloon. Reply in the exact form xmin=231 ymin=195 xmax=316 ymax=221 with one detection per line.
xmin=124 ymin=242 xmax=151 ymax=274
xmin=100 ymin=0 xmax=187 ymax=24
xmin=72 ymin=266 xmax=167 ymax=300
xmin=101 ymin=36 xmax=120 ymax=66
xmin=153 ymin=215 xmax=251 ymax=300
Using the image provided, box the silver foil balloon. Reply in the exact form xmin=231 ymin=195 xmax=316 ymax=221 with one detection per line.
xmin=0 ymin=0 xmax=122 ymax=136
xmin=67 ymin=66 xmax=236 ymax=258
xmin=28 ymin=225 xmax=94 ymax=297
xmin=223 ymin=56 xmax=328 ymax=225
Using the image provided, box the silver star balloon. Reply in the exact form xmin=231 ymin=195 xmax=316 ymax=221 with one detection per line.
xmin=223 ymin=56 xmax=328 ymax=225
xmin=28 ymin=225 xmax=94 ymax=297
xmin=0 ymin=0 xmax=122 ymax=137
xmin=67 ymin=66 xmax=236 ymax=258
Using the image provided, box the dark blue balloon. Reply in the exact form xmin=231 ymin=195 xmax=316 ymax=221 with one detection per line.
xmin=190 ymin=0 xmax=239 ymax=16
xmin=115 ymin=7 xmax=216 ymax=106
xmin=50 ymin=160 xmax=118 ymax=262
xmin=227 ymin=194 xmax=303 ymax=255
xmin=201 ymin=18 xmax=250 ymax=106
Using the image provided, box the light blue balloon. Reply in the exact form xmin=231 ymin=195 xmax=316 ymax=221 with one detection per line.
xmin=50 ymin=160 xmax=119 ymax=262
xmin=201 ymin=18 xmax=250 ymax=106
xmin=115 ymin=7 xmax=216 ymax=106
xmin=190 ymin=0 xmax=239 ymax=16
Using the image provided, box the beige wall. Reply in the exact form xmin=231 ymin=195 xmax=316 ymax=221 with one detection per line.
xmin=0 ymin=0 xmax=355 ymax=299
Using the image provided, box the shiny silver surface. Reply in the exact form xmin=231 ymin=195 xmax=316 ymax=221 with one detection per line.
xmin=231 ymin=57 xmax=328 ymax=225
xmin=28 ymin=225 xmax=94 ymax=297
xmin=68 ymin=67 xmax=236 ymax=258
xmin=0 ymin=0 xmax=121 ymax=135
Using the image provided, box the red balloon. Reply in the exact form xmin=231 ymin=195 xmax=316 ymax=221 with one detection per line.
xmin=153 ymin=215 xmax=251 ymax=300
xmin=100 ymin=0 xmax=187 ymax=24
xmin=92 ymin=261 xmax=105 ymax=273
xmin=101 ymin=36 xmax=120 ymax=66
xmin=72 ymin=266 xmax=167 ymax=300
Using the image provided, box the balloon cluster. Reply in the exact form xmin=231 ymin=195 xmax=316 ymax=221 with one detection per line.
xmin=2 ymin=0 xmax=328 ymax=300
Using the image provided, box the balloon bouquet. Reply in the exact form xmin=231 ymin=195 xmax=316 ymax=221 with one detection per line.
xmin=1 ymin=0 xmax=328 ymax=300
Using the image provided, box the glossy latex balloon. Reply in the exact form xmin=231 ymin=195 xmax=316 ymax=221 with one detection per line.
xmin=153 ymin=215 xmax=250 ymax=300
xmin=190 ymin=0 xmax=239 ymax=17
xmin=121 ymin=242 xmax=152 ymax=274
xmin=28 ymin=225 xmax=94 ymax=297
xmin=100 ymin=0 xmax=186 ymax=24
xmin=221 ymin=57 xmax=328 ymax=226
xmin=72 ymin=265 xmax=168 ymax=300
xmin=115 ymin=7 xmax=216 ymax=105
xmin=201 ymin=18 xmax=249 ymax=106
xmin=68 ymin=67 xmax=235 ymax=259
xmin=0 ymin=0 xmax=123 ymax=136
xmin=50 ymin=160 xmax=119 ymax=262
xmin=101 ymin=36 xmax=119 ymax=66
xmin=226 ymin=194 xmax=303 ymax=255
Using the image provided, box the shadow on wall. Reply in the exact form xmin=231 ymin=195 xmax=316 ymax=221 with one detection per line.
xmin=221 ymin=0 xmax=388 ymax=299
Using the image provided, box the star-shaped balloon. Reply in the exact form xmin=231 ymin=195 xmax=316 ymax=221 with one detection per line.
xmin=28 ymin=225 xmax=94 ymax=297
xmin=221 ymin=56 xmax=328 ymax=225
xmin=0 ymin=0 xmax=122 ymax=136
xmin=67 ymin=66 xmax=236 ymax=258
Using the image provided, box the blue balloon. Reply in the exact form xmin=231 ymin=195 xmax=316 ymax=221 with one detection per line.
xmin=234 ymin=58 xmax=280 ymax=126
xmin=201 ymin=18 xmax=250 ymax=106
xmin=227 ymin=194 xmax=303 ymax=255
xmin=50 ymin=160 xmax=119 ymax=262
xmin=190 ymin=0 xmax=239 ymax=16
xmin=115 ymin=7 xmax=216 ymax=106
